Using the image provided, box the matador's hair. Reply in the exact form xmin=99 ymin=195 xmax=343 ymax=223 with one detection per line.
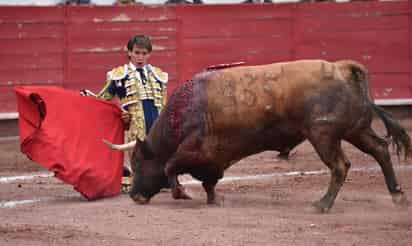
xmin=127 ymin=34 xmax=152 ymax=52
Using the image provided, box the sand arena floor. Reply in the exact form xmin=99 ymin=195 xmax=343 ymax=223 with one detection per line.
xmin=1 ymin=119 xmax=412 ymax=246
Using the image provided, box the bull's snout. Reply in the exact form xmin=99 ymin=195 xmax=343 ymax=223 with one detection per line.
xmin=130 ymin=193 xmax=150 ymax=204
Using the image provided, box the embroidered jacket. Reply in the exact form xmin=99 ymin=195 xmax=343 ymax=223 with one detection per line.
xmin=97 ymin=63 xmax=168 ymax=141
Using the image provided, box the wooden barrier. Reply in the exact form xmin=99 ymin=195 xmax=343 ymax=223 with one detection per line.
xmin=0 ymin=1 xmax=410 ymax=116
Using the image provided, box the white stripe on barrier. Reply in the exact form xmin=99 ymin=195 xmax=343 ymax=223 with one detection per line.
xmin=1 ymin=165 xmax=411 ymax=208
xmin=374 ymin=99 xmax=412 ymax=106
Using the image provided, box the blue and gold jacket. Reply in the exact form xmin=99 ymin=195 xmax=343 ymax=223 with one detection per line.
xmin=97 ymin=63 xmax=168 ymax=141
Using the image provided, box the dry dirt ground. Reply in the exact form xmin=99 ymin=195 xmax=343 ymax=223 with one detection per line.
xmin=1 ymin=119 xmax=412 ymax=246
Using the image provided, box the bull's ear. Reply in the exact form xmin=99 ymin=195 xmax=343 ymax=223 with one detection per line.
xmin=140 ymin=140 xmax=154 ymax=160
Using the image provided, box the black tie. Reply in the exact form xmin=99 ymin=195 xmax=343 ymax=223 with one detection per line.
xmin=136 ymin=68 xmax=147 ymax=84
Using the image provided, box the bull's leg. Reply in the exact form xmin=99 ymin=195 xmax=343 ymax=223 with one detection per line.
xmin=202 ymin=180 xmax=221 ymax=204
xmin=164 ymin=155 xmax=192 ymax=200
xmin=165 ymin=152 xmax=209 ymax=200
xmin=165 ymin=157 xmax=224 ymax=204
xmin=168 ymin=175 xmax=192 ymax=200
xmin=277 ymin=136 xmax=304 ymax=160
xmin=309 ymin=136 xmax=350 ymax=213
xmin=346 ymin=128 xmax=409 ymax=207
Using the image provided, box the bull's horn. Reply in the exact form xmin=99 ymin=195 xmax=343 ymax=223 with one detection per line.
xmin=102 ymin=139 xmax=136 ymax=151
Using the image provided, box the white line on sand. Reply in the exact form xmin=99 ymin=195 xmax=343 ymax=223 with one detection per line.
xmin=0 ymin=198 xmax=42 ymax=208
xmin=0 ymin=172 xmax=54 ymax=183
xmin=182 ymin=165 xmax=412 ymax=185
xmin=0 ymin=136 xmax=19 ymax=142
xmin=1 ymin=165 xmax=411 ymax=208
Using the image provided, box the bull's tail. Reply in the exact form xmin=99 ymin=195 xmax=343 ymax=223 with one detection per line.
xmin=340 ymin=60 xmax=412 ymax=159
xmin=370 ymin=104 xmax=412 ymax=159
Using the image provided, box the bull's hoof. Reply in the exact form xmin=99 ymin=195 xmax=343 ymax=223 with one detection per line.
xmin=207 ymin=194 xmax=224 ymax=206
xmin=172 ymin=186 xmax=192 ymax=200
xmin=392 ymin=194 xmax=410 ymax=208
xmin=312 ymin=201 xmax=331 ymax=213
xmin=130 ymin=194 xmax=150 ymax=204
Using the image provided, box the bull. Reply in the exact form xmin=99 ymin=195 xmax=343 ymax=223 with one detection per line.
xmin=105 ymin=59 xmax=411 ymax=212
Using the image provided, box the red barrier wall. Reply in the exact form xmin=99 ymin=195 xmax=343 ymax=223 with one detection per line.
xmin=0 ymin=1 xmax=410 ymax=113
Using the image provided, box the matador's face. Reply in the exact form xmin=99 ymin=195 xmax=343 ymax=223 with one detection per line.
xmin=129 ymin=45 xmax=151 ymax=68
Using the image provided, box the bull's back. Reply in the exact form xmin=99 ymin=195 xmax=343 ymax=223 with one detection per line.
xmin=204 ymin=60 xmax=348 ymax=132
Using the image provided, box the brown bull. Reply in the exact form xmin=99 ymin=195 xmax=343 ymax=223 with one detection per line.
xmin=105 ymin=59 xmax=411 ymax=212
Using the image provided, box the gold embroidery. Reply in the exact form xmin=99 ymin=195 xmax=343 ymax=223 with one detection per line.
xmin=97 ymin=63 xmax=168 ymax=141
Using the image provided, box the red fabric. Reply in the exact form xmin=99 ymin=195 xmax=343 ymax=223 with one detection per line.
xmin=15 ymin=86 xmax=124 ymax=200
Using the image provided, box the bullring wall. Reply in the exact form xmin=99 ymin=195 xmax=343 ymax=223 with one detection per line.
xmin=0 ymin=0 xmax=411 ymax=115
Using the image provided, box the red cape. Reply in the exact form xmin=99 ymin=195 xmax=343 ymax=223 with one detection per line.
xmin=15 ymin=86 xmax=124 ymax=200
